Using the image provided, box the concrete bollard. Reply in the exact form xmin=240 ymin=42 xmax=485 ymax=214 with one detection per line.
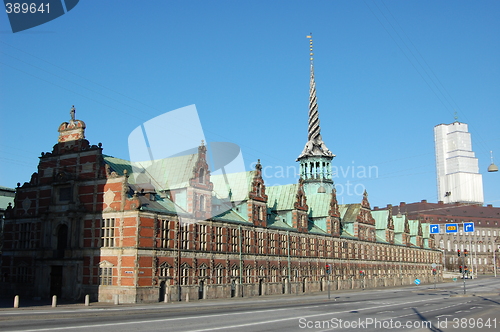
xmin=185 ymin=293 xmax=189 ymax=302
xmin=14 ymin=295 xmax=19 ymax=308
xmin=85 ymin=294 xmax=90 ymax=306
xmin=164 ymin=289 xmax=169 ymax=303
xmin=113 ymin=294 xmax=119 ymax=305
xmin=52 ymin=295 xmax=57 ymax=307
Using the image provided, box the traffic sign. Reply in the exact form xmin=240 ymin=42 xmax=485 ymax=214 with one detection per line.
xmin=431 ymin=263 xmax=437 ymax=268
xmin=464 ymin=222 xmax=474 ymax=233
xmin=414 ymin=279 xmax=421 ymax=285
xmin=430 ymin=224 xmax=440 ymax=234
xmin=445 ymin=223 xmax=458 ymax=233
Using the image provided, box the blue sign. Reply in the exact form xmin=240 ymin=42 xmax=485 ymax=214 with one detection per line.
xmin=445 ymin=223 xmax=458 ymax=233
xmin=414 ymin=279 xmax=421 ymax=285
xmin=430 ymin=224 xmax=440 ymax=234
xmin=464 ymin=222 xmax=475 ymax=233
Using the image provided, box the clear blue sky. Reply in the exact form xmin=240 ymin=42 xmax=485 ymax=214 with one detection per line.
xmin=1 ymin=0 xmax=499 ymax=208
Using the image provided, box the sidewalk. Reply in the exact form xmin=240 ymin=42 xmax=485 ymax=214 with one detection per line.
xmin=0 ymin=280 xmax=458 ymax=312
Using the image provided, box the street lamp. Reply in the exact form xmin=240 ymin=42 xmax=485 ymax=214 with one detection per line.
xmin=488 ymin=151 xmax=498 ymax=172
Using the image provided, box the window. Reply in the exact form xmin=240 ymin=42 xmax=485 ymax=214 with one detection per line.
xmin=244 ymin=230 xmax=252 ymax=253
xmin=18 ymin=223 xmax=31 ymax=249
xmin=230 ymin=228 xmax=238 ymax=252
xmin=101 ymin=218 xmax=115 ymax=247
xmin=159 ymin=262 xmax=171 ymax=278
xmin=215 ymin=265 xmax=224 ymax=284
xmin=179 ymin=223 xmax=190 ymax=250
xmin=244 ymin=266 xmax=252 ymax=283
xmin=199 ymin=195 xmax=205 ymax=211
xmin=199 ymin=265 xmax=208 ymax=278
xmin=198 ymin=168 xmax=205 ymax=183
xmin=58 ymin=186 xmax=72 ymax=202
xmin=180 ymin=264 xmax=190 ymax=285
xmin=99 ymin=267 xmax=113 ymax=285
xmin=160 ymin=219 xmax=170 ymax=248
xmin=269 ymin=233 xmax=276 ymax=255
xmin=216 ymin=227 xmax=223 ymax=251
xmin=14 ymin=264 xmax=31 ymax=283
xmin=199 ymin=225 xmax=207 ymax=251
xmin=257 ymin=232 xmax=264 ymax=254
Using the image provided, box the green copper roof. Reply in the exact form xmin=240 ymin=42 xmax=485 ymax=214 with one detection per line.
xmin=308 ymin=222 xmax=328 ymax=235
xmin=266 ymin=184 xmax=298 ymax=211
xmin=103 ymin=154 xmax=198 ymax=190
xmin=307 ymin=193 xmax=331 ymax=218
xmin=138 ymin=194 xmax=185 ymax=214
xmin=0 ymin=195 xmax=14 ymax=210
xmin=371 ymin=210 xmax=390 ymax=230
xmin=213 ymin=207 xmax=251 ymax=224
xmin=421 ymin=222 xmax=430 ymax=238
xmin=393 ymin=214 xmax=406 ymax=233
xmin=408 ymin=219 xmax=420 ymax=235
xmin=339 ymin=204 xmax=360 ymax=223
xmin=210 ymin=171 xmax=255 ymax=202
xmin=267 ymin=213 xmax=295 ymax=230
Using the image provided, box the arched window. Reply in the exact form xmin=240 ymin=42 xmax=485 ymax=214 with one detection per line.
xmin=198 ymin=168 xmax=205 ymax=184
xmin=200 ymin=195 xmax=205 ymax=211
xmin=256 ymin=183 xmax=262 ymax=196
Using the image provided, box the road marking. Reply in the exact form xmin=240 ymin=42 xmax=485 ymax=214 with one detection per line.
xmin=2 ymin=297 xmax=440 ymax=332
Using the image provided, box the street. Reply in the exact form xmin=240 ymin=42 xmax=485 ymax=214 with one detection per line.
xmin=0 ymin=277 xmax=498 ymax=332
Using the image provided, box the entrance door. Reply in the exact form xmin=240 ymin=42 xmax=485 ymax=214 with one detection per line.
xmin=50 ymin=266 xmax=63 ymax=298
xmin=159 ymin=281 xmax=166 ymax=302
xmin=230 ymin=280 xmax=236 ymax=298
xmin=258 ymin=279 xmax=263 ymax=296
xmin=198 ymin=280 xmax=204 ymax=300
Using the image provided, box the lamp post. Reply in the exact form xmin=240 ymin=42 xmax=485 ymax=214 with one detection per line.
xmin=493 ymin=249 xmax=497 ymax=277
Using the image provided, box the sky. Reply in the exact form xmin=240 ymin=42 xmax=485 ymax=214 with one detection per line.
xmin=0 ymin=0 xmax=499 ymax=209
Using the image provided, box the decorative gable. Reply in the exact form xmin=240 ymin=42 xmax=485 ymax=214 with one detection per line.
xmin=189 ymin=142 xmax=213 ymax=191
xmin=249 ymin=160 xmax=268 ymax=202
xmin=292 ymin=179 xmax=309 ymax=233
xmin=247 ymin=160 xmax=268 ymax=227
xmin=294 ymin=178 xmax=308 ymax=211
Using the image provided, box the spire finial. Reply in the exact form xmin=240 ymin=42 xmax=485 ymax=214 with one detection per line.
xmin=307 ymin=33 xmax=313 ymax=63
xmin=70 ymin=105 xmax=76 ymax=122
xmin=306 ymin=34 xmax=320 ymax=143
xmin=454 ymin=111 xmax=458 ymax=122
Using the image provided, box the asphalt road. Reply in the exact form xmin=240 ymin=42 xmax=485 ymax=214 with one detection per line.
xmin=0 ymin=277 xmax=499 ymax=332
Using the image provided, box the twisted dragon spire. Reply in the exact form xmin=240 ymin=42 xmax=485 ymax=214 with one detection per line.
xmin=297 ymin=35 xmax=334 ymax=160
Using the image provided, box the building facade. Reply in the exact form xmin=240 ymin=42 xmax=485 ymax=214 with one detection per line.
xmin=434 ymin=121 xmax=484 ymax=204
xmin=380 ymin=201 xmax=500 ymax=275
xmin=1 ymin=55 xmax=442 ymax=303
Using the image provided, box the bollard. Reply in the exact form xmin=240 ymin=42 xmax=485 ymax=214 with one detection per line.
xmin=85 ymin=294 xmax=90 ymax=306
xmin=164 ymin=289 xmax=169 ymax=303
xmin=185 ymin=293 xmax=189 ymax=302
xmin=113 ymin=294 xmax=119 ymax=305
xmin=14 ymin=295 xmax=19 ymax=308
xmin=52 ymin=295 xmax=57 ymax=307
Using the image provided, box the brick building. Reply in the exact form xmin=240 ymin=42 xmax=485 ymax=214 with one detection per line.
xmin=379 ymin=201 xmax=500 ymax=275
xmin=0 ymin=58 xmax=442 ymax=303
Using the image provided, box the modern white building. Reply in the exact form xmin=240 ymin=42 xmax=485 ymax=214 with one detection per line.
xmin=434 ymin=122 xmax=484 ymax=204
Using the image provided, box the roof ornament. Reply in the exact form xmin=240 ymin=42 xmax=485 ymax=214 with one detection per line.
xmin=453 ymin=111 xmax=458 ymax=122
xmin=297 ymin=34 xmax=334 ymax=160
xmin=70 ymin=105 xmax=76 ymax=122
